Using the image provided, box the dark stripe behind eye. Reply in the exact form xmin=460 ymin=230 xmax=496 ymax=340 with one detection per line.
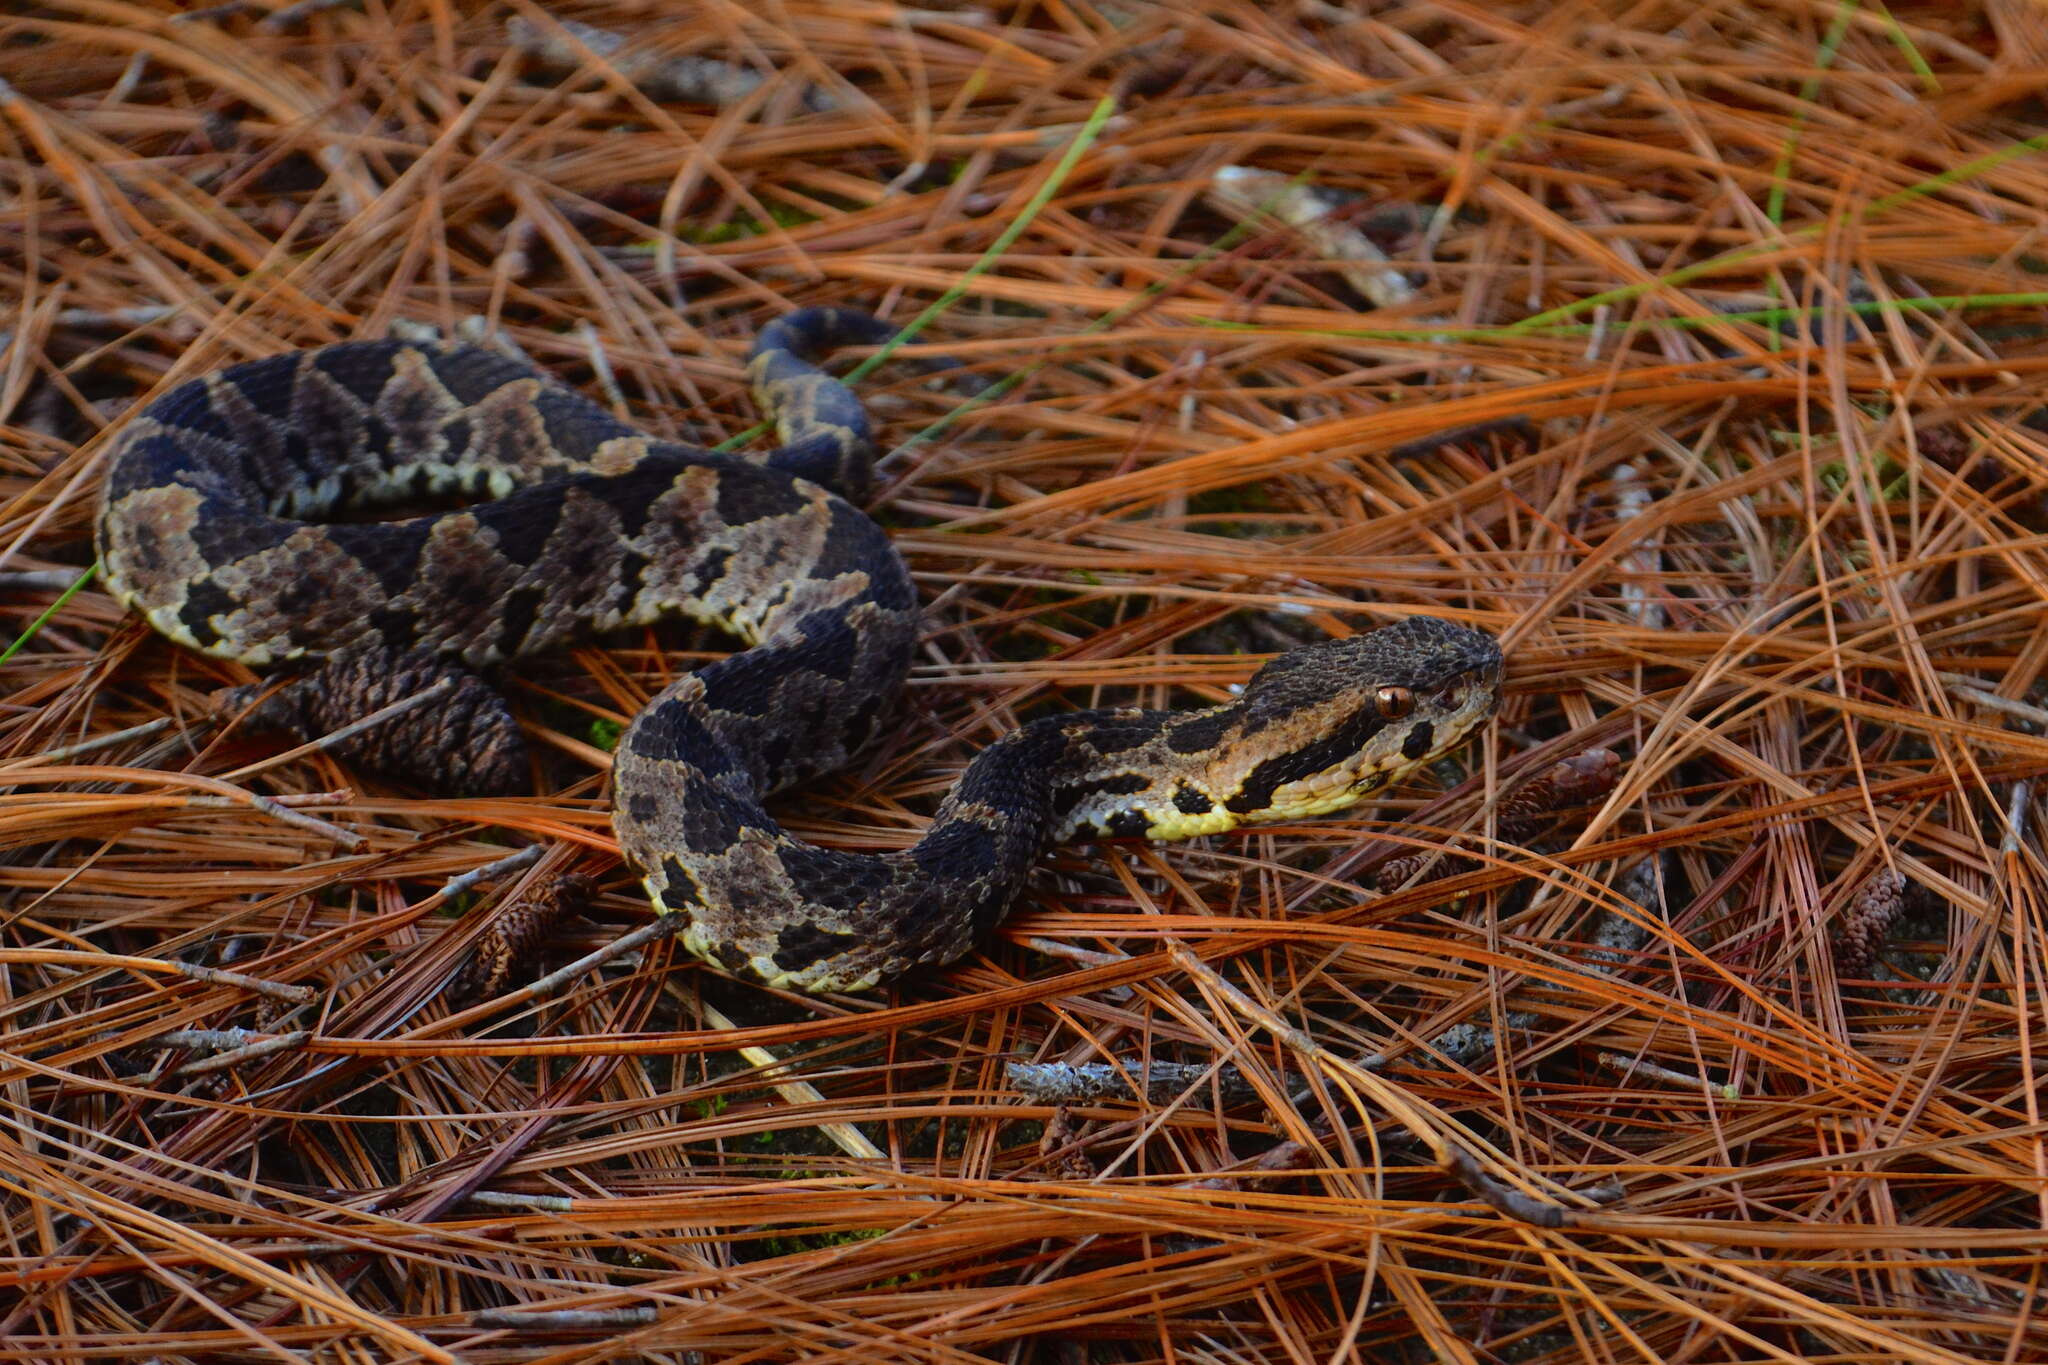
xmin=1224 ymin=708 xmax=1387 ymax=814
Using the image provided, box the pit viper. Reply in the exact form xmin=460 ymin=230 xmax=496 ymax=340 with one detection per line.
xmin=96 ymin=310 xmax=1503 ymax=991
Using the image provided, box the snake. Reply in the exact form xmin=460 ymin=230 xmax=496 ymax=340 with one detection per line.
xmin=95 ymin=309 xmax=1505 ymax=993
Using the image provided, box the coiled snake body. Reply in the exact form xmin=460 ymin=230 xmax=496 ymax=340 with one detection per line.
xmin=97 ymin=311 xmax=1503 ymax=992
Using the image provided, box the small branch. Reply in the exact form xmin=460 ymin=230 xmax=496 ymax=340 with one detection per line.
xmin=3 ymin=951 xmax=314 ymax=1002
xmin=1371 ymin=1015 xmax=1540 ymax=1072
xmin=179 ymin=789 xmax=364 ymax=849
xmin=1205 ymin=165 xmax=1419 ymax=309
xmin=54 ymin=304 xmax=185 ymax=332
xmin=1611 ymin=465 xmax=1661 ymax=634
xmin=462 ymin=1189 xmax=575 ymax=1213
xmin=1383 ymin=417 xmax=1536 ymax=463
xmin=155 ymin=1027 xmax=277 ymax=1049
xmin=503 ymin=916 xmax=677 ymax=1002
xmin=437 ymin=845 xmax=543 ymax=901
xmin=1934 ymin=672 xmax=2048 ymax=730
xmin=1178 ymin=1138 xmax=1320 ymax=1191
xmin=185 ymin=789 xmax=354 ymax=808
xmin=2002 ymin=779 xmax=2034 ymax=858
xmin=493 ymin=214 xmax=537 ymax=282
xmin=18 ymin=717 xmax=174 ymax=766
xmin=1016 ymin=937 xmax=1127 ymax=968
xmin=169 ymin=1030 xmax=314 ymax=1076
xmin=1599 ymin=1051 xmax=1738 ymax=1099
xmin=1005 ymin=1059 xmax=1262 ymax=1108
xmin=1444 ymin=1148 xmax=1569 ymax=1228
xmin=168 ymin=963 xmax=317 ymax=1003
xmin=1015 ymin=936 xmax=1135 ymax=1002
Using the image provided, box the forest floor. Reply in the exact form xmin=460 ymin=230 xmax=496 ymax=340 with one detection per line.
xmin=5 ymin=2 xmax=2048 ymax=1361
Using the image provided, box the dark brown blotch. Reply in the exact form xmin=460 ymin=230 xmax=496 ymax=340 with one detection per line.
xmin=771 ymin=919 xmax=861 ymax=975
xmin=1400 ymin=720 xmax=1435 ymax=761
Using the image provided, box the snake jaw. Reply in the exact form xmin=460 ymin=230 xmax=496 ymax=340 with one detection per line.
xmin=1139 ymin=804 xmax=1241 ymax=841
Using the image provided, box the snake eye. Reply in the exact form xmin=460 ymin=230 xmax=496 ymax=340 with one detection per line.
xmin=1375 ymin=685 xmax=1414 ymax=718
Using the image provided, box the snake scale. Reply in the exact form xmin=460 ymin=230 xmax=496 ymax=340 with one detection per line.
xmin=96 ymin=309 xmax=1504 ymax=992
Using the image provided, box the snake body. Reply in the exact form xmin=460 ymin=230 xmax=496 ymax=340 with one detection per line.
xmin=97 ymin=310 xmax=1503 ymax=992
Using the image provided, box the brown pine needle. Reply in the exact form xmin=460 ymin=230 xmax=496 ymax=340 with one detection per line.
xmin=6 ymin=3 xmax=2048 ymax=1359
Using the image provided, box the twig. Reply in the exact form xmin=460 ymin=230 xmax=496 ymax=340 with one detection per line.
xmin=1937 ymin=672 xmax=2048 ymax=730
xmin=174 ymin=788 xmax=349 ymax=808
xmin=15 ymin=717 xmax=174 ymax=766
xmin=1015 ymin=936 xmax=1135 ymax=1002
xmin=1599 ymin=1052 xmax=1738 ymax=1098
xmin=437 ymin=844 xmax=543 ymax=901
xmin=502 ymin=916 xmax=677 ymax=1002
xmin=155 ymin=1027 xmax=281 ymax=1049
xmin=1443 ymin=1148 xmax=1569 ymax=1228
xmin=1612 ymin=461 xmax=1666 ymax=629
xmin=180 ymin=789 xmax=364 ymax=849
xmin=461 ymin=1190 xmax=575 ymax=1213
xmin=170 ymin=1030 xmax=314 ymax=1076
xmin=2002 ymin=779 xmax=2034 ymax=858
xmin=2 ymin=951 xmax=314 ymax=1003
xmin=54 ymin=304 xmax=184 ymax=332
xmin=166 ymin=965 xmax=316 ymax=1004
xmin=1006 ymin=1058 xmax=1266 ymax=1107
xmin=1384 ymin=1016 xmax=1540 ymax=1073
xmin=1382 ymin=417 xmax=1536 ymax=463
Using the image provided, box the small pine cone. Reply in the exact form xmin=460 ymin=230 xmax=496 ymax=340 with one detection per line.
xmin=1832 ymin=870 xmax=1907 ymax=977
xmin=1497 ymin=748 xmax=1622 ymax=840
xmin=454 ymin=873 xmax=596 ymax=1002
xmin=218 ymin=644 xmax=529 ymax=796
xmin=1375 ymin=847 xmax=1479 ymax=894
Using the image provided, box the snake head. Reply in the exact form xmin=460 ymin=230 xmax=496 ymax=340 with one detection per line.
xmin=1212 ymin=617 xmax=1503 ymax=822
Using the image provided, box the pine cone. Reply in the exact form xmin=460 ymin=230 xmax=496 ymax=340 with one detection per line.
xmin=454 ymin=873 xmax=596 ymax=1002
xmin=1832 ymin=870 xmax=1907 ymax=978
